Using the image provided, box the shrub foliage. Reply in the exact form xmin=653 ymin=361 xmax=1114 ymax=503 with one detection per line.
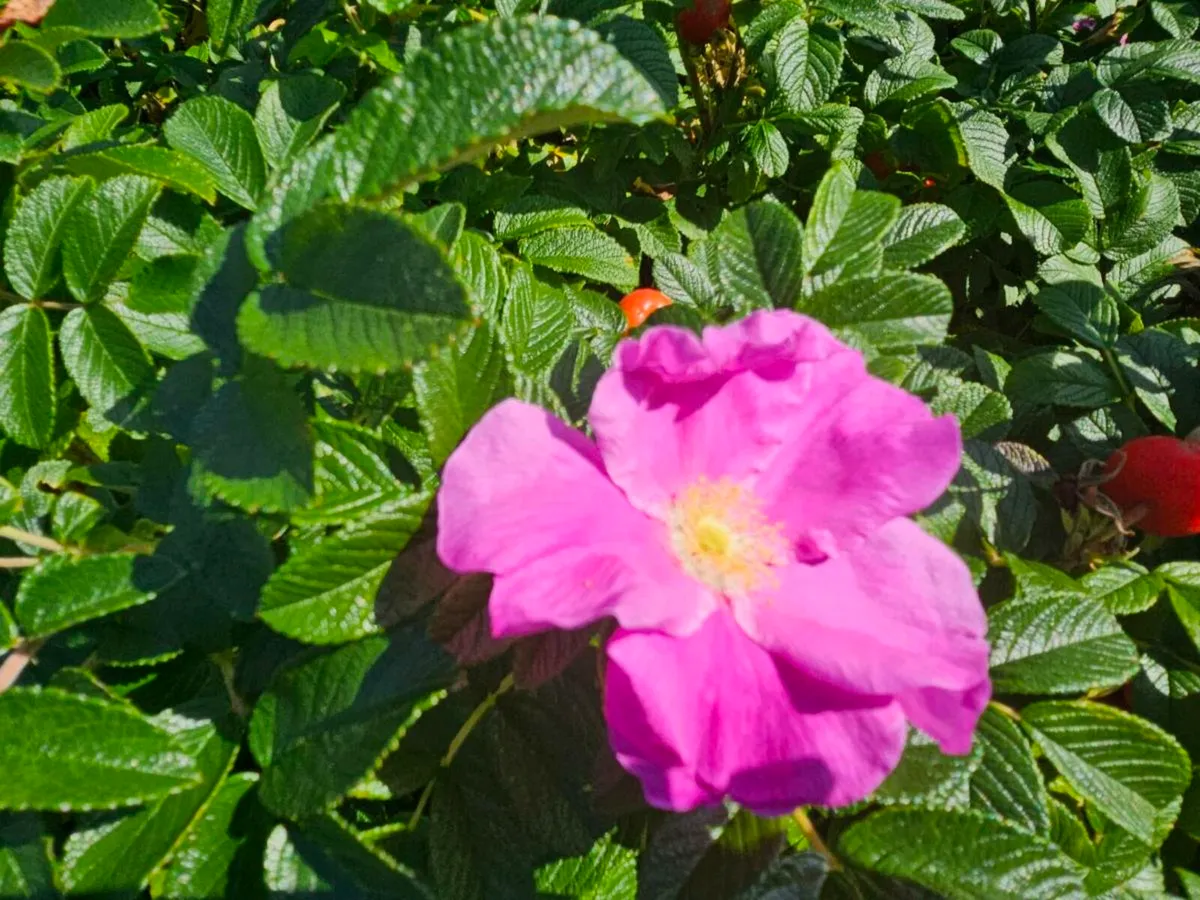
xmin=0 ymin=0 xmax=1198 ymax=897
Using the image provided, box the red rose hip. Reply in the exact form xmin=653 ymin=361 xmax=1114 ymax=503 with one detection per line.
xmin=677 ymin=0 xmax=732 ymax=45
xmin=1102 ymin=435 xmax=1200 ymax=537
xmin=619 ymin=288 xmax=673 ymax=330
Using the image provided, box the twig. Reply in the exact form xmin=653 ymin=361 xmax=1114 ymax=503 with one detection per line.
xmin=0 ymin=557 xmax=40 ymax=568
xmin=0 ymin=526 xmax=62 ymax=553
xmin=792 ymin=808 xmax=841 ymax=871
xmin=0 ymin=641 xmax=43 ymax=695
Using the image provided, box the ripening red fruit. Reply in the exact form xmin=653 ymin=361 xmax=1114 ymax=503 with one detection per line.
xmin=863 ymin=150 xmax=894 ymax=181
xmin=1102 ymin=435 xmax=1200 ymax=537
xmin=677 ymin=0 xmax=731 ymax=45
xmin=922 ymin=176 xmax=937 ymax=189
xmin=619 ymin=288 xmax=673 ymax=330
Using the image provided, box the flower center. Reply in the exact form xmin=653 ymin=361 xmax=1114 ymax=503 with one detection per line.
xmin=669 ymin=477 xmax=789 ymax=598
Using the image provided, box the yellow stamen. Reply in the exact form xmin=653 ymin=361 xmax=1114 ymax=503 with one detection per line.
xmin=669 ymin=477 xmax=789 ymax=598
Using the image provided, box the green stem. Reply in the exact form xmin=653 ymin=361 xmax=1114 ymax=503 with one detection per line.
xmin=407 ymin=673 xmax=516 ymax=829
xmin=1101 ymin=347 xmax=1137 ymax=412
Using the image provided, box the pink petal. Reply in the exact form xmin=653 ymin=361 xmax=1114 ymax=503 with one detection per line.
xmin=733 ymin=518 xmax=989 ymax=754
xmin=752 ymin=369 xmax=962 ymax=556
xmin=603 ymin=612 xmax=908 ymax=814
xmin=437 ymin=399 xmax=712 ymax=637
xmin=590 ymin=311 xmax=856 ymax=517
xmin=487 ymin=545 xmax=713 ymax=637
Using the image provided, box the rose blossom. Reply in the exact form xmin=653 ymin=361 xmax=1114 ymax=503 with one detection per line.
xmin=437 ymin=309 xmax=990 ymax=813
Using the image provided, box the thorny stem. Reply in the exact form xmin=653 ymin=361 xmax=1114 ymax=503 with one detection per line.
xmin=792 ymin=808 xmax=841 ymax=871
xmin=0 ymin=641 xmax=44 ymax=695
xmin=0 ymin=526 xmax=63 ymax=553
xmin=408 ymin=673 xmax=516 ymax=829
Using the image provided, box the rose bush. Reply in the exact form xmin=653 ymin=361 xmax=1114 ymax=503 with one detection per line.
xmin=0 ymin=1 xmax=1196 ymax=898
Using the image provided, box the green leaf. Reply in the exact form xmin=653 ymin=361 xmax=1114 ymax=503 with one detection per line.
xmin=238 ymin=204 xmax=472 ymax=372
xmin=59 ymin=305 xmax=154 ymax=427
xmin=988 ymin=594 xmax=1139 ymax=695
xmin=0 ymin=815 xmax=55 ymax=898
xmin=1006 ymin=350 xmax=1122 ymax=408
xmin=633 ymin=808 xmax=784 ymax=900
xmin=4 ymin=175 xmax=90 ymax=301
xmin=190 ymin=358 xmax=314 ymax=513
xmin=413 ymin=323 xmax=512 ymax=468
xmin=881 ymin=203 xmax=966 ymax=269
xmin=1032 ymin=281 xmax=1119 ymax=349
xmin=127 ymin=254 xmax=203 ymax=315
xmin=1161 ymin=563 xmax=1200 ymax=654
xmin=0 ymin=688 xmax=200 ymax=811
xmin=164 ymin=97 xmax=267 ymax=211
xmin=1082 ymin=564 xmax=1163 ymax=615
xmin=258 ymin=494 xmax=431 ymax=645
xmin=535 ymin=831 xmax=636 ymax=900
xmin=334 ymin=16 xmax=665 ymax=200
xmin=970 ymin=706 xmax=1050 ymax=835
xmin=255 ymin=74 xmax=345 ymax=169
xmin=0 ymin=41 xmax=59 ymax=92
xmin=1092 ymin=88 xmax=1141 ymax=143
xmin=713 ymin=201 xmax=805 ymax=312
xmin=207 ymin=0 xmax=271 ymax=49
xmin=63 ymin=174 xmax=162 ymax=303
xmin=43 ymin=0 xmax=164 ymax=37
xmin=930 ymin=379 xmax=1012 ymax=440
xmin=1022 ymin=701 xmax=1192 ymax=845
xmin=597 ymin=15 xmax=678 ymax=109
xmin=774 ymin=19 xmax=843 ymax=114
xmin=1102 ymin=39 xmax=1200 ymax=87
xmin=429 ymin=664 xmax=613 ymax=898
xmin=453 ymin=230 xmax=508 ymax=316
xmin=58 ymin=708 xmax=239 ymax=897
xmin=296 ymin=420 xmax=412 ymax=524
xmin=493 ymin=194 xmax=592 ymax=241
xmin=1002 ymin=187 xmax=1091 ymax=257
xmin=502 ymin=265 xmax=574 ymax=377
xmin=62 ymin=145 xmax=218 ymax=204
xmin=873 ymin=729 xmax=982 ymax=810
xmin=249 ymin=627 xmax=453 ymax=818
xmin=263 ymin=817 xmax=430 ymax=899
xmin=518 ymin=227 xmax=637 ymax=290
xmin=957 ymin=108 xmax=1009 ymax=190
xmin=654 ymin=251 xmax=719 ymax=312
xmin=944 ymin=441 xmax=1037 ymax=552
xmin=0 ymin=603 xmax=16 ymax=652
xmin=14 ymin=553 xmax=163 ymax=639
xmin=814 ymin=0 xmax=899 ymax=38
xmin=800 ymin=271 xmax=952 ymax=350
xmin=0 ymin=305 xmax=54 ymax=448
xmin=838 ymin=809 xmax=1086 ymax=899
xmin=1103 ymin=173 xmax=1180 ymax=262
xmin=804 ymin=186 xmax=899 ymax=291
xmin=61 ymin=104 xmax=128 ymax=150
xmin=865 ymin=57 xmax=955 ymax=108
xmin=745 ymin=120 xmax=789 ymax=179
xmin=151 ymin=773 xmax=262 ymax=899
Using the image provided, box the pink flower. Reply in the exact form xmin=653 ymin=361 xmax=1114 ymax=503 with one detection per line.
xmin=437 ymin=310 xmax=990 ymax=814
xmin=1072 ymin=16 xmax=1097 ymax=32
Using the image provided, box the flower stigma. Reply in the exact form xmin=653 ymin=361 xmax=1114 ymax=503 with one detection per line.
xmin=669 ymin=477 xmax=790 ymax=597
